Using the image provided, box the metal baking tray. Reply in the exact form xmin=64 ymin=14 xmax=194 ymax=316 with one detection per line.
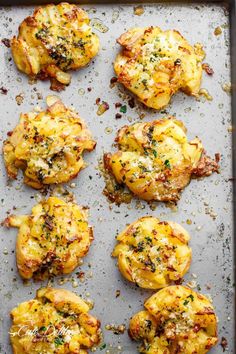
xmin=0 ymin=1 xmax=235 ymax=353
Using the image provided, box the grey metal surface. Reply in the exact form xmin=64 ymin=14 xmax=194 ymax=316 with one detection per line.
xmin=0 ymin=3 xmax=234 ymax=354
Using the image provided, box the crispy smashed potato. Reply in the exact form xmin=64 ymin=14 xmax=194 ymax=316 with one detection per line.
xmin=104 ymin=117 xmax=219 ymax=203
xmin=3 ymin=96 xmax=96 ymax=189
xmin=129 ymin=285 xmax=218 ymax=353
xmin=112 ymin=216 xmax=191 ymax=289
xmin=5 ymin=197 xmax=93 ymax=280
xmin=11 ymin=3 xmax=99 ymax=89
xmin=10 ymin=287 xmax=101 ymax=354
xmin=114 ymin=27 xmax=205 ymax=109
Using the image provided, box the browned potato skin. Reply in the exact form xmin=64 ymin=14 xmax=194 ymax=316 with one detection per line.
xmin=112 ymin=216 xmax=192 ymax=289
xmin=11 ymin=3 xmax=99 ymax=88
xmin=114 ymin=27 xmax=205 ymax=109
xmin=10 ymin=287 xmax=101 ymax=354
xmin=3 ymin=96 xmax=96 ymax=189
xmin=5 ymin=197 xmax=93 ymax=280
xmin=129 ymin=286 xmax=218 ymax=354
xmin=104 ymin=117 xmax=219 ymax=203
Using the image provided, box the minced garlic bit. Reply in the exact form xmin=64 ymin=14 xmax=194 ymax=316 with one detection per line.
xmin=97 ymin=101 xmax=109 ymax=116
xmin=15 ymin=93 xmax=24 ymax=105
xmin=134 ymin=5 xmax=144 ymax=16
xmin=214 ymin=26 xmax=222 ymax=36
xmin=91 ymin=18 xmax=109 ymax=33
xmin=112 ymin=10 xmax=119 ymax=23
xmin=198 ymin=88 xmax=213 ymax=101
xmin=105 ymin=324 xmax=126 ymax=334
xmin=222 ymin=82 xmax=231 ymax=95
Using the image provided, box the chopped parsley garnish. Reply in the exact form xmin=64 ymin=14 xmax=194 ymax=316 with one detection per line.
xmin=39 ymin=326 xmax=47 ymax=331
xmin=137 ymin=241 xmax=145 ymax=252
xmin=164 ymin=159 xmax=171 ymax=169
xmin=187 ymin=294 xmax=194 ymax=302
xmin=54 ymin=336 xmax=64 ymax=346
xmin=152 ymin=150 xmax=157 ymax=158
xmin=100 ymin=343 xmax=107 ymax=350
xmin=145 ymin=236 xmax=152 ymax=244
xmin=183 ymin=294 xmax=194 ymax=306
xmin=120 ymin=105 xmax=127 ymax=114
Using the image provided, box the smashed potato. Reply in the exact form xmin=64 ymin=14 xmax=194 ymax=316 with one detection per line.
xmin=3 ymin=96 xmax=96 ymax=189
xmin=5 ymin=197 xmax=93 ymax=280
xmin=10 ymin=287 xmax=101 ymax=354
xmin=11 ymin=3 xmax=99 ymax=89
xmin=104 ymin=117 xmax=219 ymax=203
xmin=114 ymin=27 xmax=205 ymax=109
xmin=129 ymin=285 xmax=218 ymax=353
xmin=112 ymin=216 xmax=191 ymax=289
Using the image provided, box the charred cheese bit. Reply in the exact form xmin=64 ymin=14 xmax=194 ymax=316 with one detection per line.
xmin=11 ymin=3 xmax=99 ymax=89
xmin=104 ymin=117 xmax=219 ymax=203
xmin=5 ymin=197 xmax=93 ymax=280
xmin=10 ymin=287 xmax=101 ymax=354
xmin=129 ymin=285 xmax=218 ymax=354
xmin=114 ymin=27 xmax=205 ymax=109
xmin=112 ymin=216 xmax=191 ymax=289
xmin=3 ymin=96 xmax=96 ymax=189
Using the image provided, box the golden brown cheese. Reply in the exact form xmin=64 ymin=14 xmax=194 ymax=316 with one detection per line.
xmin=114 ymin=27 xmax=205 ymax=109
xmin=112 ymin=216 xmax=191 ymax=289
xmin=10 ymin=287 xmax=101 ymax=354
xmin=3 ymin=96 xmax=96 ymax=189
xmin=5 ymin=197 xmax=93 ymax=280
xmin=129 ymin=285 xmax=218 ymax=354
xmin=104 ymin=117 xmax=219 ymax=203
xmin=11 ymin=3 xmax=99 ymax=89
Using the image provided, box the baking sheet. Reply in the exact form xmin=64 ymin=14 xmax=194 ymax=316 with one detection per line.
xmin=0 ymin=3 xmax=234 ymax=353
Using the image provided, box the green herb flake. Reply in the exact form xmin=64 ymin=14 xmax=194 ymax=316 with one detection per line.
xmin=145 ymin=236 xmax=152 ymax=244
xmin=137 ymin=241 xmax=145 ymax=252
xmin=152 ymin=150 xmax=157 ymax=158
xmin=54 ymin=336 xmax=64 ymax=347
xmin=164 ymin=159 xmax=171 ymax=169
xmin=100 ymin=343 xmax=107 ymax=350
xmin=187 ymin=294 xmax=194 ymax=302
xmin=183 ymin=299 xmax=189 ymax=306
xmin=39 ymin=326 xmax=47 ymax=331
xmin=120 ymin=105 xmax=127 ymax=114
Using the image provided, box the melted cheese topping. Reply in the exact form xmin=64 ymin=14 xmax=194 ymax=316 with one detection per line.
xmin=114 ymin=27 xmax=205 ymax=109
xmin=112 ymin=216 xmax=192 ymax=289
